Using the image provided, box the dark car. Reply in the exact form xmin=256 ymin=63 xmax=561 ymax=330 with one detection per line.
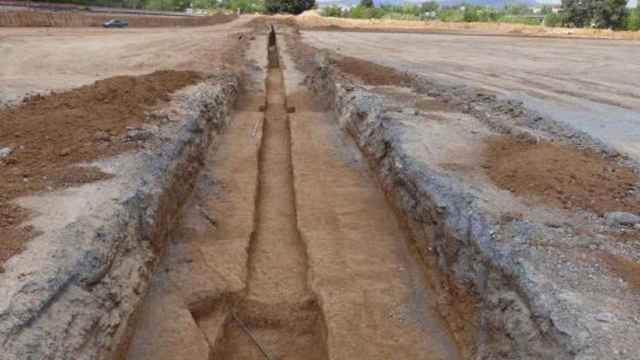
xmin=103 ymin=19 xmax=128 ymax=28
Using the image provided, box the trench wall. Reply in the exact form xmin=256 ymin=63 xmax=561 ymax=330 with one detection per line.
xmin=0 ymin=75 xmax=238 ymax=360
xmin=306 ymin=61 xmax=575 ymax=359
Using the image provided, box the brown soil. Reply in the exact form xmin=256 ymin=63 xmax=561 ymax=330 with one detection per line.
xmin=0 ymin=70 xmax=203 ymax=265
xmin=0 ymin=10 xmax=235 ymax=28
xmin=484 ymin=136 xmax=640 ymax=215
xmin=596 ymin=250 xmax=640 ymax=291
xmin=332 ymin=55 xmax=413 ymax=87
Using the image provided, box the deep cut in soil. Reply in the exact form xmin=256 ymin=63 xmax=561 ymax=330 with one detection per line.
xmin=333 ymin=55 xmax=413 ymax=87
xmin=212 ymin=27 xmax=328 ymax=360
xmin=484 ymin=136 xmax=640 ymax=215
xmin=0 ymin=70 xmax=203 ymax=265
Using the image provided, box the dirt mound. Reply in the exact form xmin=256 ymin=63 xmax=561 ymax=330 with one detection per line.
xmin=0 ymin=11 xmax=235 ymax=27
xmin=0 ymin=70 xmax=203 ymax=265
xmin=484 ymin=136 xmax=640 ymax=215
xmin=333 ymin=55 xmax=413 ymax=87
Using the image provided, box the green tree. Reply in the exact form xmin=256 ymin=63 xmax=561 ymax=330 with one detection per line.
xmin=540 ymin=5 xmax=554 ymax=15
xmin=265 ymin=0 xmax=314 ymax=13
xmin=420 ymin=0 xmax=439 ymax=12
xmin=624 ymin=6 xmax=640 ymax=30
xmin=562 ymin=0 xmax=628 ymax=28
xmin=544 ymin=11 xmax=564 ymax=26
xmin=360 ymin=0 xmax=374 ymax=8
xmin=503 ymin=3 xmax=531 ymax=15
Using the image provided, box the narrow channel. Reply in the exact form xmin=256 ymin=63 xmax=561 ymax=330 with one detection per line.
xmin=211 ymin=27 xmax=328 ymax=360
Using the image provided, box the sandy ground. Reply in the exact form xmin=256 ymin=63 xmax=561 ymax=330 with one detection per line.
xmin=0 ymin=15 xmax=253 ymax=105
xmin=302 ymin=30 xmax=640 ymax=161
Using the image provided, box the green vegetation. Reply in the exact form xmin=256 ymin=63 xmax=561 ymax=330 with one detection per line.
xmin=543 ymin=11 xmax=564 ymax=27
xmin=360 ymin=0 xmax=374 ymax=8
xmin=321 ymin=2 xmax=545 ymax=25
xmin=562 ymin=0 xmax=627 ymax=29
xmin=265 ymin=0 xmax=314 ymax=13
xmin=625 ymin=6 xmax=640 ymax=30
xmin=319 ymin=1 xmax=640 ymax=31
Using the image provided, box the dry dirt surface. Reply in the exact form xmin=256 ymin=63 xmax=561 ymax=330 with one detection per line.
xmin=318 ymin=50 xmax=640 ymax=217
xmin=301 ymin=29 xmax=640 ymax=162
xmin=332 ymin=55 xmax=412 ymax=87
xmin=0 ymin=70 xmax=203 ymax=264
xmin=0 ymin=10 xmax=235 ymax=27
xmin=0 ymin=15 xmax=253 ymax=105
xmin=0 ymin=16 xmax=253 ymax=266
xmin=484 ymin=136 xmax=640 ymax=215
xmin=296 ymin=10 xmax=640 ymax=41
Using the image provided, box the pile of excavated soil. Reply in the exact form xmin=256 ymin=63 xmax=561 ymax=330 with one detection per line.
xmin=332 ymin=55 xmax=413 ymax=87
xmin=485 ymin=136 xmax=640 ymax=215
xmin=0 ymin=11 xmax=235 ymax=27
xmin=0 ymin=70 xmax=203 ymax=265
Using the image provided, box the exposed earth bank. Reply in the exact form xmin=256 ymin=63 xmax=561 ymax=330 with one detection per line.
xmin=0 ymin=10 xmax=235 ymax=27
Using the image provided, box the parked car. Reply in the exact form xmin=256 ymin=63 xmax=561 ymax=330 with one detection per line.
xmin=103 ymin=19 xmax=128 ymax=28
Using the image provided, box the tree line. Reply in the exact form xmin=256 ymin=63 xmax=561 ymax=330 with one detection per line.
xmin=321 ymin=0 xmax=640 ymax=30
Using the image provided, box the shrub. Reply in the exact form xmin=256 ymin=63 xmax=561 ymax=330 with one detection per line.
xmin=438 ymin=8 xmax=464 ymax=22
xmin=420 ymin=1 xmax=439 ymax=13
xmin=359 ymin=0 xmax=374 ymax=8
xmin=320 ymin=5 xmax=343 ymax=17
xmin=625 ymin=7 xmax=640 ymax=30
xmin=499 ymin=15 xmax=543 ymax=25
xmin=562 ymin=0 xmax=628 ymax=29
xmin=348 ymin=5 xmax=384 ymax=18
xmin=265 ymin=0 xmax=314 ymax=14
xmin=544 ymin=12 xmax=564 ymax=27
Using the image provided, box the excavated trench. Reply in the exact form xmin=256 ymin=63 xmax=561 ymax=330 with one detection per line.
xmin=200 ymin=28 xmax=328 ymax=360
xmin=127 ymin=26 xmax=460 ymax=360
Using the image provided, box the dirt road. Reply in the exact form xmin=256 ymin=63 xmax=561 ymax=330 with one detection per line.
xmin=302 ymin=30 xmax=640 ymax=161
xmin=0 ymin=16 xmax=251 ymax=105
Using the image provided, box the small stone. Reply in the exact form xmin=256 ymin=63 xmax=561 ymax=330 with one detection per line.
xmin=57 ymin=148 xmax=71 ymax=157
xmin=0 ymin=147 xmax=12 ymax=159
xmin=606 ymin=211 xmax=640 ymax=226
xmin=94 ymin=131 xmax=111 ymax=142
xmin=595 ymin=312 xmax=615 ymax=323
xmin=126 ymin=127 xmax=154 ymax=142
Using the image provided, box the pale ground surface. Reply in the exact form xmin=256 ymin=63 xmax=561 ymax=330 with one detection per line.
xmin=296 ymin=10 xmax=640 ymax=40
xmin=0 ymin=16 xmax=254 ymax=105
xmin=302 ymin=30 xmax=640 ymax=161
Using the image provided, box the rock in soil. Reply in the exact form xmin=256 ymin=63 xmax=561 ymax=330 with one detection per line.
xmin=0 ymin=147 xmax=12 ymax=159
xmin=606 ymin=211 xmax=640 ymax=226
